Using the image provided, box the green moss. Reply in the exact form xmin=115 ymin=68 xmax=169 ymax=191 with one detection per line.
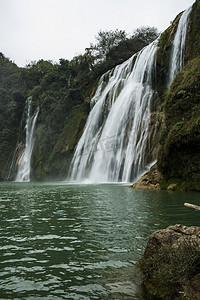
xmin=32 ymin=144 xmax=46 ymax=181
xmin=50 ymin=103 xmax=89 ymax=155
xmin=138 ymin=239 xmax=200 ymax=299
xmin=155 ymin=13 xmax=182 ymax=96
xmin=185 ymin=0 xmax=200 ymax=61
xmin=157 ymin=56 xmax=200 ymax=191
xmin=43 ymin=103 xmax=89 ymax=180
xmin=159 ymin=178 xmax=187 ymax=191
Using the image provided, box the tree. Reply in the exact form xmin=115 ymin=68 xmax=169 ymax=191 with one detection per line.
xmin=87 ymin=29 xmax=127 ymax=61
xmin=132 ymin=26 xmax=159 ymax=44
xmin=21 ymin=59 xmax=54 ymax=90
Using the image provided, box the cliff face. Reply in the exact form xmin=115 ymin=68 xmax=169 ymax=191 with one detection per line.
xmin=133 ymin=0 xmax=200 ymax=191
xmin=35 ymin=103 xmax=89 ymax=181
xmin=157 ymin=57 xmax=200 ymax=191
xmin=156 ymin=0 xmax=200 ymax=191
xmin=0 ymin=54 xmax=26 ymax=180
xmin=1 ymin=1 xmax=200 ymax=185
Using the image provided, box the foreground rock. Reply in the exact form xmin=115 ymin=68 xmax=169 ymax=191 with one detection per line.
xmin=138 ymin=224 xmax=200 ymax=299
xmin=132 ymin=163 xmax=162 ymax=190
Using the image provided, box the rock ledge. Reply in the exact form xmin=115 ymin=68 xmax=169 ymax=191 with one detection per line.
xmin=132 ymin=163 xmax=162 ymax=190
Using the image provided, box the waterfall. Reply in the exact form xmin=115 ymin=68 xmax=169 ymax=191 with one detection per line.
xmin=7 ymin=142 xmax=24 ymax=180
xmin=168 ymin=6 xmax=192 ymax=86
xmin=15 ymin=98 xmax=39 ymax=182
xmin=68 ymin=40 xmax=158 ymax=183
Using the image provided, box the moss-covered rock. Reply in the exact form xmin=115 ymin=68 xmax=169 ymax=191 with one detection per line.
xmin=185 ymin=0 xmax=200 ymax=62
xmin=0 ymin=54 xmax=27 ymax=180
xmin=131 ymin=163 xmax=162 ymax=190
xmin=1 ymin=1 xmax=200 ymax=185
xmin=155 ymin=12 xmax=182 ymax=95
xmin=157 ymin=56 xmax=200 ymax=191
xmin=138 ymin=224 xmax=200 ymax=300
xmin=33 ymin=103 xmax=89 ymax=180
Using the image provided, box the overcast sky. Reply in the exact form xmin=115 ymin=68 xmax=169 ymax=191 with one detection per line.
xmin=0 ymin=0 xmax=195 ymax=67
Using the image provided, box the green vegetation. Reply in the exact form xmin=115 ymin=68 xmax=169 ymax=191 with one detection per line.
xmin=0 ymin=26 xmax=158 ymax=181
xmin=154 ymin=0 xmax=200 ymax=191
xmin=0 ymin=53 xmax=26 ymax=180
xmin=87 ymin=26 xmax=159 ymax=77
xmin=185 ymin=0 xmax=200 ymax=61
xmin=157 ymin=56 xmax=200 ymax=191
xmin=87 ymin=27 xmax=159 ymax=68
xmin=1 ymin=0 xmax=200 ymax=186
xmin=38 ymin=103 xmax=89 ymax=180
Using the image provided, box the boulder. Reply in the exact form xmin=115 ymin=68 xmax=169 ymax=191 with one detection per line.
xmin=139 ymin=224 xmax=200 ymax=300
xmin=132 ymin=163 xmax=162 ymax=190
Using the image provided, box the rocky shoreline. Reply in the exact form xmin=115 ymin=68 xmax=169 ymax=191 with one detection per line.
xmin=131 ymin=164 xmax=162 ymax=190
xmin=131 ymin=163 xmax=193 ymax=191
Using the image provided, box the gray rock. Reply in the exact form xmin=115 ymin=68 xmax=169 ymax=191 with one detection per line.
xmin=140 ymin=224 xmax=200 ymax=300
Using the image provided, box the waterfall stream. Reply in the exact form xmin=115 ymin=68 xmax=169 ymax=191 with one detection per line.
xmin=15 ymin=98 xmax=39 ymax=182
xmin=68 ymin=4 xmax=192 ymax=184
xmin=168 ymin=6 xmax=192 ymax=86
xmin=69 ymin=41 xmax=158 ymax=183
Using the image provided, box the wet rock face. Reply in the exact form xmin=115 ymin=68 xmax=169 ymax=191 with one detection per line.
xmin=139 ymin=224 xmax=200 ymax=300
xmin=132 ymin=163 xmax=162 ymax=190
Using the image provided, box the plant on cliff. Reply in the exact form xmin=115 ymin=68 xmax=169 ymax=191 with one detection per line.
xmin=87 ymin=26 xmax=159 ymax=76
xmin=19 ymin=27 xmax=159 ymax=180
xmin=88 ymin=27 xmax=159 ymax=62
xmin=157 ymin=56 xmax=200 ymax=191
xmin=0 ymin=53 xmax=27 ymax=180
xmin=155 ymin=0 xmax=200 ymax=191
xmin=87 ymin=29 xmax=128 ymax=61
xmin=0 ymin=26 xmax=159 ymax=180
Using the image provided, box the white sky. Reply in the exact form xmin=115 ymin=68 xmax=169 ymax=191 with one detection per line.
xmin=0 ymin=0 xmax=195 ymax=67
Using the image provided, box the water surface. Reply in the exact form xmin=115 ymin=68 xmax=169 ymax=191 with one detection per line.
xmin=0 ymin=182 xmax=199 ymax=299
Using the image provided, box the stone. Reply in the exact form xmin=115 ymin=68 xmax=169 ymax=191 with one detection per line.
xmin=132 ymin=163 xmax=162 ymax=190
xmin=167 ymin=183 xmax=178 ymax=190
xmin=144 ymin=224 xmax=200 ymax=257
xmin=140 ymin=224 xmax=200 ymax=300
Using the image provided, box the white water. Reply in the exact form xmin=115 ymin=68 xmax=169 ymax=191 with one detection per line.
xmin=7 ymin=142 xmax=23 ymax=180
xmin=69 ymin=41 xmax=158 ymax=183
xmin=168 ymin=6 xmax=192 ymax=86
xmin=15 ymin=98 xmax=39 ymax=182
xmin=68 ymin=5 xmax=192 ymax=184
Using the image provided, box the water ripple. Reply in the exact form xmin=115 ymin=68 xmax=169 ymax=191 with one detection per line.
xmin=0 ymin=182 xmax=200 ymax=299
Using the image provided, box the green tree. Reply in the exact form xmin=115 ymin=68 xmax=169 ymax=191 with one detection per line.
xmin=132 ymin=26 xmax=159 ymax=44
xmin=21 ymin=59 xmax=54 ymax=90
xmin=87 ymin=29 xmax=127 ymax=61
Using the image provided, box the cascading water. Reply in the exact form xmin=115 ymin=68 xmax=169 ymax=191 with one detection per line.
xmin=69 ymin=41 xmax=158 ymax=183
xmin=15 ymin=98 xmax=39 ymax=182
xmin=168 ymin=6 xmax=192 ymax=86
xmin=68 ymin=4 xmax=192 ymax=184
xmin=7 ymin=142 xmax=24 ymax=180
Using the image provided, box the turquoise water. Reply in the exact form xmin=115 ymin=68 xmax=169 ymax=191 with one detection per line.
xmin=0 ymin=182 xmax=199 ymax=299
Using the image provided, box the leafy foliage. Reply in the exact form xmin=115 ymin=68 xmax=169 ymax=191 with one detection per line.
xmin=87 ymin=29 xmax=127 ymax=61
xmin=0 ymin=26 xmax=159 ymax=180
xmin=157 ymin=57 xmax=200 ymax=190
xmin=0 ymin=53 xmax=26 ymax=179
xmin=132 ymin=26 xmax=159 ymax=45
xmin=86 ymin=26 xmax=159 ymax=78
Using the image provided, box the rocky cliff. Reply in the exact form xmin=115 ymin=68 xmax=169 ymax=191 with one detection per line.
xmin=0 ymin=1 xmax=200 ymax=186
xmin=133 ymin=0 xmax=200 ymax=191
